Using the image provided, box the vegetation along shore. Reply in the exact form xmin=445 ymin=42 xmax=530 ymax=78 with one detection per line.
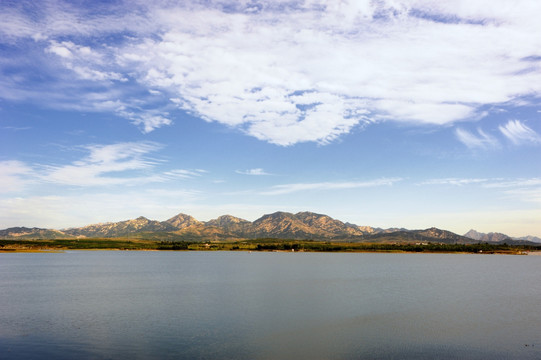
xmin=1 ymin=238 xmax=540 ymax=255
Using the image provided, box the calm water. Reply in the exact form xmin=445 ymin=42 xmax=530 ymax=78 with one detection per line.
xmin=1 ymin=251 xmax=540 ymax=359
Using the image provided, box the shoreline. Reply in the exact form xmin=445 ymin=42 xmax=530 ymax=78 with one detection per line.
xmin=2 ymin=238 xmax=540 ymax=255
xmin=2 ymin=247 xmax=540 ymax=255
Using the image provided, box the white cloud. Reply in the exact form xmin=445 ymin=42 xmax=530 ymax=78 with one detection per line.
xmin=0 ymin=142 xmax=208 ymax=188
xmin=71 ymin=66 xmax=125 ymax=82
xmin=41 ymin=142 xmax=164 ymax=186
xmin=420 ymin=178 xmax=488 ymax=186
xmin=46 ymin=43 xmax=72 ymax=58
xmin=261 ymin=178 xmax=402 ymax=195
xmin=0 ymin=160 xmax=32 ymax=193
xmin=483 ymin=178 xmax=541 ymax=188
xmin=163 ymin=169 xmax=206 ymax=179
xmin=420 ymin=176 xmax=541 ymax=204
xmin=236 ymin=168 xmax=272 ymax=176
xmin=130 ymin=1 xmax=541 ymax=144
xmin=455 ymin=128 xmax=499 ymax=149
xmin=46 ymin=40 xmax=104 ymax=65
xmin=421 ymin=177 xmax=541 ymax=189
xmin=3 ymin=1 xmax=541 ymax=144
xmin=499 ymin=120 xmax=541 ymax=145
xmin=43 ymin=41 xmax=175 ymax=133
xmin=501 ymin=187 xmax=541 ymax=204
xmin=121 ymin=111 xmax=172 ymax=133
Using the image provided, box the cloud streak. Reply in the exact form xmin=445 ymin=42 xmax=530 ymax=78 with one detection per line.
xmin=40 ymin=142 xmax=163 ymax=186
xmin=2 ymin=1 xmax=541 ymax=144
xmin=0 ymin=160 xmax=33 ymax=193
xmin=163 ymin=169 xmax=207 ymax=180
xmin=483 ymin=178 xmax=541 ymax=188
xmin=236 ymin=168 xmax=272 ymax=176
xmin=0 ymin=142 xmax=206 ymax=188
xmin=501 ymin=187 xmax=541 ymax=204
xmin=261 ymin=178 xmax=402 ymax=195
xmin=421 ymin=177 xmax=541 ymax=204
xmin=455 ymin=128 xmax=499 ymax=149
xmin=499 ymin=120 xmax=541 ymax=145
xmin=420 ymin=178 xmax=489 ymax=186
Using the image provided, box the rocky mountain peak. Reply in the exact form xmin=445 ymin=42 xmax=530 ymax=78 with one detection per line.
xmin=295 ymin=211 xmax=331 ymax=223
xmin=206 ymin=215 xmax=250 ymax=227
xmin=419 ymin=228 xmax=450 ymax=238
xmin=251 ymin=212 xmax=310 ymax=236
xmin=62 ymin=216 xmax=176 ymax=238
xmin=355 ymin=225 xmax=376 ymax=234
xmin=165 ymin=213 xmax=202 ymax=229
xmin=294 ymin=212 xmax=365 ymax=236
xmin=255 ymin=211 xmax=294 ymax=222
xmin=464 ymin=229 xmax=483 ymax=240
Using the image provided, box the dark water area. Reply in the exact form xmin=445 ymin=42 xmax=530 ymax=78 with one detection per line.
xmin=1 ymin=251 xmax=540 ymax=359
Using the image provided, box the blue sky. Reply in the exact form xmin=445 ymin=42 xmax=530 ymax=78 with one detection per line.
xmin=1 ymin=0 xmax=540 ymax=237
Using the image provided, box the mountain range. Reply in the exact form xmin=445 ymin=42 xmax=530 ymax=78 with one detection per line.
xmin=1 ymin=211 xmax=539 ymax=244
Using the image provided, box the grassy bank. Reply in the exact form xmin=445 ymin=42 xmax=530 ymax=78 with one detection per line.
xmin=2 ymin=238 xmax=541 ymax=254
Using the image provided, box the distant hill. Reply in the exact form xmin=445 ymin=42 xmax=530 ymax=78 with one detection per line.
xmin=464 ymin=229 xmax=541 ymax=244
xmin=363 ymin=228 xmax=476 ymax=244
xmin=515 ymin=235 xmax=541 ymax=243
xmin=0 ymin=227 xmax=71 ymax=239
xmin=464 ymin=229 xmax=511 ymax=243
xmin=1 ymin=211 xmax=539 ymax=245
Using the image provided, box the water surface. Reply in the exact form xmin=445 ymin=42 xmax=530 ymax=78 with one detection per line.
xmin=1 ymin=251 xmax=540 ymax=359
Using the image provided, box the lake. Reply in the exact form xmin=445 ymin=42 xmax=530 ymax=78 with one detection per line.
xmin=1 ymin=251 xmax=540 ymax=359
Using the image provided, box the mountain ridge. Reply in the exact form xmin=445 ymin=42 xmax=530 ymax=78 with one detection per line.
xmin=1 ymin=211 xmax=539 ymax=244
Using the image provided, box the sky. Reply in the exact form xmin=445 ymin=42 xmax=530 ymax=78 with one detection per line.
xmin=1 ymin=0 xmax=540 ymax=237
